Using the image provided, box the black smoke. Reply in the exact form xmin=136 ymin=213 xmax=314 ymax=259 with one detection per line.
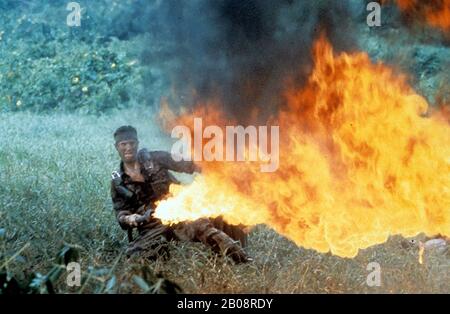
xmin=130 ymin=0 xmax=365 ymax=121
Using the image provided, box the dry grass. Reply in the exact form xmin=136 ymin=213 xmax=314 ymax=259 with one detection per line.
xmin=0 ymin=110 xmax=448 ymax=294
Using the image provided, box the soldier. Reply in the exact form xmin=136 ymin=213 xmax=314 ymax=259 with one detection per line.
xmin=110 ymin=125 xmax=250 ymax=263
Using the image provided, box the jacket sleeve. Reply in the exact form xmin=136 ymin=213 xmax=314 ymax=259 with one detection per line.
xmin=150 ymin=150 xmax=198 ymax=174
xmin=110 ymin=181 xmax=133 ymax=230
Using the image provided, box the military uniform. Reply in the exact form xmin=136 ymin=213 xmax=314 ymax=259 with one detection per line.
xmin=111 ymin=149 xmax=249 ymax=262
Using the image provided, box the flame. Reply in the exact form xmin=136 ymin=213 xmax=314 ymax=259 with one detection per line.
xmin=155 ymin=36 xmax=450 ymax=258
xmin=418 ymin=242 xmax=425 ymax=264
xmin=394 ymin=0 xmax=450 ymax=32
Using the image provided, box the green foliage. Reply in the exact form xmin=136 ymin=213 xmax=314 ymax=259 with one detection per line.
xmin=132 ymin=266 xmax=182 ymax=294
xmin=0 ymin=272 xmax=23 ymax=295
xmin=0 ymin=244 xmax=79 ymax=294
xmin=0 ymin=1 xmax=158 ymax=114
xmin=0 ymin=42 xmax=142 ymax=113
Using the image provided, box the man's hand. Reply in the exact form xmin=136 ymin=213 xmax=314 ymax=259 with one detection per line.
xmin=124 ymin=214 xmax=143 ymax=227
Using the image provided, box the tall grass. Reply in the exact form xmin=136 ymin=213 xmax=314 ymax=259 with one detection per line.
xmin=0 ymin=110 xmax=448 ymax=293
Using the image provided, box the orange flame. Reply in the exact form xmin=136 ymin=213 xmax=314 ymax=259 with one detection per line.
xmin=155 ymin=36 xmax=450 ymax=258
xmin=394 ymin=0 xmax=450 ymax=32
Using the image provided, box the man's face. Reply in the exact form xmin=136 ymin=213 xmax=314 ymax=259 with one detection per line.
xmin=115 ymin=139 xmax=139 ymax=163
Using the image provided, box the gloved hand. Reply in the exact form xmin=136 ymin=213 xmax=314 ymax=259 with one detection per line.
xmin=124 ymin=214 xmax=144 ymax=227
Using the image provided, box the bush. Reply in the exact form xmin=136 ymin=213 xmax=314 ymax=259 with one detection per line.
xmin=0 ymin=1 xmax=162 ymax=114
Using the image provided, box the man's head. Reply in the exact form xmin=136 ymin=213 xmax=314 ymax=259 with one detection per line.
xmin=114 ymin=125 xmax=139 ymax=163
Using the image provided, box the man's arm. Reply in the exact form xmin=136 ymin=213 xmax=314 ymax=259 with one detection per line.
xmin=111 ymin=182 xmax=140 ymax=229
xmin=140 ymin=149 xmax=200 ymax=174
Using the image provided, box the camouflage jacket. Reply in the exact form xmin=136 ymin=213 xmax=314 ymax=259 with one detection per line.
xmin=110 ymin=149 xmax=197 ymax=233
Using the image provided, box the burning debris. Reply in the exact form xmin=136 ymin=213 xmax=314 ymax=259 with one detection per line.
xmin=156 ymin=35 xmax=450 ymax=258
xmin=418 ymin=236 xmax=449 ymax=264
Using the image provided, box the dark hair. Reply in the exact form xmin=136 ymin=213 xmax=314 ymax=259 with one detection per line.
xmin=114 ymin=125 xmax=138 ymax=143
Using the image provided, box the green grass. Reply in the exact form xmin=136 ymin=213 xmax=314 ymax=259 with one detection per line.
xmin=0 ymin=110 xmax=448 ymax=293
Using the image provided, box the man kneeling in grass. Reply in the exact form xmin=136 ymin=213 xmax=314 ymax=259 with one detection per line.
xmin=110 ymin=125 xmax=250 ymax=263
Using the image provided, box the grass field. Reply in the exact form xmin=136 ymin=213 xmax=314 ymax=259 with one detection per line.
xmin=0 ymin=109 xmax=448 ymax=293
